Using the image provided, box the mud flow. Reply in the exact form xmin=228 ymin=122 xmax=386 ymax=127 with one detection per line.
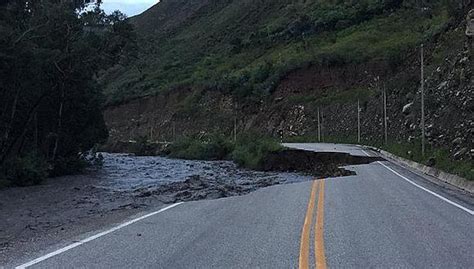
xmin=132 ymin=150 xmax=384 ymax=202
xmin=262 ymin=149 xmax=384 ymax=178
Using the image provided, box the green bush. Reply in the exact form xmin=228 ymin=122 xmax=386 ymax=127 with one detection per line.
xmin=382 ymin=141 xmax=474 ymax=181
xmin=232 ymin=133 xmax=283 ymax=169
xmin=50 ymin=156 xmax=88 ymax=177
xmin=3 ymin=153 xmax=48 ymax=187
xmin=168 ymin=134 xmax=234 ymax=160
xmin=0 ymin=150 xmax=108 ymax=189
xmin=0 ymin=179 xmax=10 ymax=189
xmin=167 ymin=132 xmax=283 ymax=169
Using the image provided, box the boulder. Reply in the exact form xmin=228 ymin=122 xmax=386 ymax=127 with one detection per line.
xmin=466 ymin=9 xmax=474 ymax=36
xmin=426 ymin=157 xmax=436 ymax=167
xmin=454 ymin=148 xmax=468 ymax=160
xmin=452 ymin=137 xmax=463 ymax=145
xmin=437 ymin=81 xmax=448 ymax=90
xmin=402 ymin=103 xmax=413 ymax=114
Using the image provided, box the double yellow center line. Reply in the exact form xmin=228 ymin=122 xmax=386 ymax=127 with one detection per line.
xmin=299 ymin=180 xmax=327 ymax=269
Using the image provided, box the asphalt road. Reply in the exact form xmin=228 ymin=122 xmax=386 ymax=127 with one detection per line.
xmin=12 ymin=143 xmax=474 ymax=268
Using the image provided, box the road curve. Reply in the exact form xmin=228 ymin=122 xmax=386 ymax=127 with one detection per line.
xmin=11 ymin=143 xmax=474 ymax=269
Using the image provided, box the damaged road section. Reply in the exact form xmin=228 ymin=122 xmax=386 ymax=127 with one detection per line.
xmin=0 ymin=150 xmax=381 ymax=265
xmin=262 ymin=149 xmax=385 ymax=178
xmin=133 ymin=149 xmax=385 ymax=203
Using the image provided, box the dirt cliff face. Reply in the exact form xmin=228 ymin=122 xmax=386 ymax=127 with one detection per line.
xmin=104 ymin=24 xmax=473 ymax=160
xmin=105 ymin=86 xmax=236 ymax=142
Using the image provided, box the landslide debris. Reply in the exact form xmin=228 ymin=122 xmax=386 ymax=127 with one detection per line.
xmin=133 ymin=174 xmax=279 ymax=203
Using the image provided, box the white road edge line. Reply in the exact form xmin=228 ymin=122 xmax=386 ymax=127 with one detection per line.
xmin=361 ymin=149 xmax=473 ymax=216
xmin=15 ymin=202 xmax=184 ymax=269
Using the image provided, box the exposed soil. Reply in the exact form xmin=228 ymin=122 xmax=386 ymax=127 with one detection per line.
xmin=0 ymin=150 xmax=379 ymax=266
xmin=262 ymin=149 xmax=385 ymax=177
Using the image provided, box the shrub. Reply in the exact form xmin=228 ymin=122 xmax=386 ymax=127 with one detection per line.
xmin=167 ymin=132 xmax=283 ymax=170
xmin=50 ymin=155 xmax=88 ymax=177
xmin=168 ymin=134 xmax=234 ymax=160
xmin=232 ymin=133 xmax=283 ymax=169
xmin=382 ymin=141 xmax=474 ymax=181
xmin=0 ymin=178 xmax=10 ymax=189
xmin=3 ymin=153 xmax=48 ymax=187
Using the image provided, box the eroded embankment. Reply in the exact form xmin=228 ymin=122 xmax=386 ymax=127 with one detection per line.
xmin=262 ymin=149 xmax=385 ymax=178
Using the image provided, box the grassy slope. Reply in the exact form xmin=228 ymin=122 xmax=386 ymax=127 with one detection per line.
xmin=101 ymin=0 xmax=453 ymax=104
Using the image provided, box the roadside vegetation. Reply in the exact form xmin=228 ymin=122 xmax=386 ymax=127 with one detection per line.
xmin=382 ymin=142 xmax=474 ymax=181
xmin=168 ymin=135 xmax=234 ymax=161
xmin=0 ymin=1 xmax=137 ymax=187
xmin=166 ymin=133 xmax=283 ymax=170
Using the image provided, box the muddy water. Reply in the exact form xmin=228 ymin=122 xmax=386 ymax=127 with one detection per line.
xmin=97 ymin=153 xmax=311 ymax=191
xmin=0 ymin=153 xmax=312 ymax=265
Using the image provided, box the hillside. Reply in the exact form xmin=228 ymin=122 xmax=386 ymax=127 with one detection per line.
xmin=102 ymin=0 xmax=473 ymax=179
xmin=103 ymin=0 xmax=458 ymax=103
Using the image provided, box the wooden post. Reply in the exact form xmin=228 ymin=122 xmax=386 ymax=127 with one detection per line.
xmin=317 ymin=107 xmax=321 ymax=142
xmin=357 ymin=100 xmax=361 ymax=144
xmin=320 ymin=108 xmax=324 ymax=142
xmin=233 ymin=117 xmax=237 ymax=142
xmin=383 ymin=84 xmax=388 ymax=146
xmin=172 ymin=122 xmax=176 ymax=142
xmin=421 ymin=44 xmax=425 ymax=157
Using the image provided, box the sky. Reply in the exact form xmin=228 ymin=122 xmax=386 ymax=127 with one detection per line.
xmin=101 ymin=0 xmax=158 ymax=17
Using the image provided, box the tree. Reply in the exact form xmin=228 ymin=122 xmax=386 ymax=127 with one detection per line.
xmin=0 ymin=0 xmax=137 ymax=185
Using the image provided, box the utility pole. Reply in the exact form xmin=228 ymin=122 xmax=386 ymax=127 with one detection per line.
xmin=150 ymin=125 xmax=154 ymax=142
xmin=320 ymin=108 xmax=324 ymax=142
xmin=233 ymin=117 xmax=237 ymax=142
xmin=317 ymin=107 xmax=321 ymax=142
xmin=421 ymin=44 xmax=426 ymax=157
xmin=383 ymin=84 xmax=388 ymax=146
xmin=357 ymin=100 xmax=361 ymax=144
xmin=172 ymin=122 xmax=176 ymax=141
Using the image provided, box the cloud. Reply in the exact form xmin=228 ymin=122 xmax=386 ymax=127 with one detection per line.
xmin=101 ymin=0 xmax=158 ymax=16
